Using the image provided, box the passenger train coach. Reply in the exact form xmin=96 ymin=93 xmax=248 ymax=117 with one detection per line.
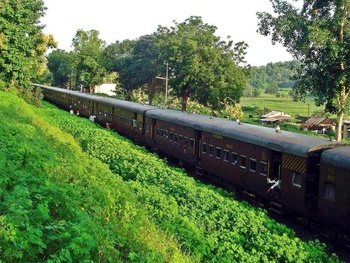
xmin=33 ymin=83 xmax=350 ymax=237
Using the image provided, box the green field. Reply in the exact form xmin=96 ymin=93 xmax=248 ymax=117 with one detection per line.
xmin=241 ymin=94 xmax=324 ymax=121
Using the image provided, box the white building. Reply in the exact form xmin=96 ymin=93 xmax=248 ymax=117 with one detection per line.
xmin=94 ymin=83 xmax=116 ymax=96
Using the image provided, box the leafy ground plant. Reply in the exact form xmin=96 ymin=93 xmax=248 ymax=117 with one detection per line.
xmin=42 ymin=100 xmax=343 ymax=262
xmin=0 ymin=90 xmax=192 ymax=262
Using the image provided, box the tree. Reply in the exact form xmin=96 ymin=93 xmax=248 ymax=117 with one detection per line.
xmin=72 ymin=29 xmax=106 ymax=94
xmin=156 ymin=16 xmax=247 ymax=111
xmin=113 ymin=35 xmax=163 ymax=104
xmin=47 ymin=49 xmax=76 ymax=88
xmin=0 ymin=0 xmax=56 ymax=89
xmin=257 ymin=0 xmax=350 ymax=141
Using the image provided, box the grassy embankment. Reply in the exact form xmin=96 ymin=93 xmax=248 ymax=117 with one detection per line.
xmin=0 ymin=90 xmax=343 ymax=262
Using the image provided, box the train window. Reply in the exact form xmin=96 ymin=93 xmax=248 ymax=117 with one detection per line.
xmin=292 ymin=172 xmax=302 ymax=188
xmin=216 ymin=147 xmax=221 ymax=159
xmin=240 ymin=155 xmax=246 ymax=169
xmin=223 ymin=150 xmax=229 ymax=162
xmin=202 ymin=143 xmax=207 ymax=153
xmin=160 ymin=129 xmax=164 ymax=137
xmin=174 ymin=133 xmax=178 ymax=143
xmin=249 ymin=158 xmax=257 ymax=172
xmin=179 ymin=135 xmax=183 ymax=145
xmin=146 ymin=124 xmax=149 ymax=133
xmin=232 ymin=152 xmax=238 ymax=165
xmin=169 ymin=132 xmax=173 ymax=141
xmin=190 ymin=138 xmax=194 ymax=149
xmin=259 ymin=161 xmax=268 ymax=176
xmin=184 ymin=137 xmax=188 ymax=147
xmin=164 ymin=130 xmax=169 ymax=139
xmin=323 ymin=183 xmax=336 ymax=202
xmin=209 ymin=145 xmax=214 ymax=156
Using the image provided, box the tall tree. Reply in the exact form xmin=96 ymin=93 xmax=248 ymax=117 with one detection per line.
xmin=72 ymin=29 xmax=106 ymax=94
xmin=47 ymin=49 xmax=76 ymax=88
xmin=114 ymin=35 xmax=163 ymax=104
xmin=257 ymin=0 xmax=350 ymax=141
xmin=156 ymin=16 xmax=247 ymax=112
xmin=0 ymin=0 xmax=56 ymax=88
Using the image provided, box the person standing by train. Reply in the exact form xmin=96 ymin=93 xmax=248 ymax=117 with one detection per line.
xmin=267 ymin=177 xmax=281 ymax=198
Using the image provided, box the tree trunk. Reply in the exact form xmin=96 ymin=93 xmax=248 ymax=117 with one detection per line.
xmin=181 ymin=89 xmax=190 ymax=112
xmin=336 ymin=112 xmax=344 ymax=142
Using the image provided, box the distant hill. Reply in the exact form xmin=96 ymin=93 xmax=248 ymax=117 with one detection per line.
xmin=246 ymin=60 xmax=300 ymax=96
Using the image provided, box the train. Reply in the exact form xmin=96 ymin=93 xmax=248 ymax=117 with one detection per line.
xmin=33 ymin=83 xmax=350 ymax=238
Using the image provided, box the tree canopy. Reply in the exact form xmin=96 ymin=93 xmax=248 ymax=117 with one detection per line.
xmin=72 ymin=29 xmax=107 ymax=94
xmin=156 ymin=16 xmax=247 ymax=111
xmin=0 ymin=0 xmax=56 ymax=89
xmin=47 ymin=49 xmax=75 ymax=88
xmin=257 ymin=0 xmax=350 ymax=141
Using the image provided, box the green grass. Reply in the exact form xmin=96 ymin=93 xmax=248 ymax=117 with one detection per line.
xmin=241 ymin=94 xmax=324 ymax=120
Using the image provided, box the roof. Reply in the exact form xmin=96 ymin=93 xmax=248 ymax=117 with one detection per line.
xmin=321 ymin=146 xmax=350 ymax=170
xmin=261 ymin=110 xmax=291 ymax=118
xmin=37 ymin=84 xmax=158 ymax=113
xmin=146 ymin=108 xmax=343 ymax=158
xmin=260 ymin=110 xmax=291 ymax=122
xmin=304 ymin=116 xmax=335 ymax=127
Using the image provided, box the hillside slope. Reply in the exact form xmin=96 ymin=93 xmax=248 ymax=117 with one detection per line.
xmin=0 ymin=90 xmax=191 ymax=262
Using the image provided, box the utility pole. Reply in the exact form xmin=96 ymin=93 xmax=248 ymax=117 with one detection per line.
xmin=156 ymin=62 xmax=169 ymax=108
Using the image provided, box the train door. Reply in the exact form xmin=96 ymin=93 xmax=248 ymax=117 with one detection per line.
xmin=149 ymin=118 xmax=157 ymax=148
xmin=270 ymin=151 xmax=282 ymax=180
xmin=194 ymin=129 xmax=201 ymax=164
xmin=271 ymin=150 xmax=282 ymax=181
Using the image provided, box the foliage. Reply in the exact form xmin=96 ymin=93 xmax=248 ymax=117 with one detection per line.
xmin=0 ymin=91 xmax=191 ymax=262
xmin=247 ymin=60 xmax=299 ymax=96
xmin=45 ymin=99 xmax=341 ymax=262
xmin=156 ymin=16 xmax=247 ymax=111
xmin=257 ymin=0 xmax=350 ymax=141
xmin=0 ymin=0 xmax=56 ymax=89
xmin=47 ymin=49 xmax=76 ymax=88
xmin=113 ymin=35 xmax=163 ymax=103
xmin=72 ymin=29 xmax=107 ymax=94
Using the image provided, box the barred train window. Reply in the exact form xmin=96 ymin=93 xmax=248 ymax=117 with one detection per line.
xmin=260 ymin=161 xmax=268 ymax=176
xmin=223 ymin=150 xmax=229 ymax=162
xmin=240 ymin=155 xmax=246 ymax=169
xmin=249 ymin=158 xmax=256 ymax=172
xmin=232 ymin=152 xmax=238 ymax=165
xmin=323 ymin=183 xmax=336 ymax=202
xmin=209 ymin=145 xmax=214 ymax=156
xmin=216 ymin=147 xmax=221 ymax=159
xmin=292 ymin=172 xmax=302 ymax=188
xmin=190 ymin=138 xmax=194 ymax=149
xmin=202 ymin=142 xmax=207 ymax=153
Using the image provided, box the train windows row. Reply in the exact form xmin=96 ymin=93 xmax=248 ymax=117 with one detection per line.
xmin=201 ymin=142 xmax=268 ymax=176
xmin=155 ymin=128 xmax=195 ymax=149
xmin=114 ymin=115 xmax=137 ymax=127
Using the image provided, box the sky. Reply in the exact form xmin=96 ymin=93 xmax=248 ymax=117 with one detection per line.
xmin=41 ymin=0 xmax=294 ymax=67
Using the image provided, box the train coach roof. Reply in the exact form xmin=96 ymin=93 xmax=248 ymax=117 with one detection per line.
xmin=37 ymin=84 xmax=158 ymax=113
xmin=321 ymin=146 xmax=350 ymax=170
xmin=146 ymin=108 xmax=343 ymax=158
